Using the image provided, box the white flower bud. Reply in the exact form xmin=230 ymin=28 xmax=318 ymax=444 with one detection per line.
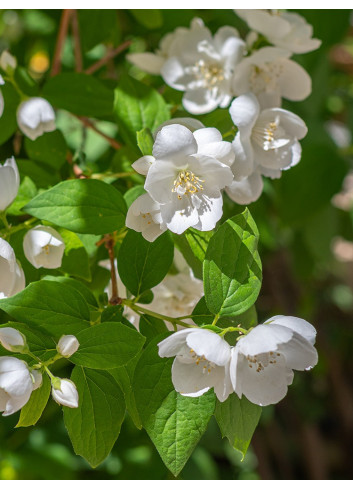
xmin=23 ymin=225 xmax=65 ymax=269
xmin=0 ymin=157 xmax=20 ymax=211
xmin=0 ymin=327 xmax=27 ymax=353
xmin=57 ymin=335 xmax=79 ymax=358
xmin=51 ymin=378 xmax=79 ymax=408
xmin=0 ymin=50 xmax=17 ymax=73
xmin=16 ymin=97 xmax=56 ymax=141
xmin=31 ymin=369 xmax=43 ymax=390
xmin=0 ymin=357 xmax=35 ymax=416
xmin=0 ymin=238 xmax=26 ymax=299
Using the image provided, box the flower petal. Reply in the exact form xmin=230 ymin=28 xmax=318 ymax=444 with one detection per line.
xmin=225 ymin=171 xmax=263 ymax=205
xmin=132 ymin=156 xmax=155 ymax=176
xmin=158 ymin=329 xmax=199 ymax=358
xmin=266 ymin=315 xmax=317 ymax=345
xmin=127 ymin=52 xmax=165 ymax=75
xmin=153 ymin=124 xmax=197 ymax=162
xmin=186 ymin=329 xmax=231 ymax=366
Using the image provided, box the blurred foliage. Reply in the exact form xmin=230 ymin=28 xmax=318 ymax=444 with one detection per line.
xmin=1 ymin=8 xmax=353 ymax=480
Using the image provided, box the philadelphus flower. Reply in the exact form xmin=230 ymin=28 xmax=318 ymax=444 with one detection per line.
xmin=0 ymin=357 xmax=42 ymax=416
xmin=51 ymin=378 xmax=79 ymax=408
xmin=0 ymin=327 xmax=26 ymax=353
xmin=235 ymin=10 xmax=321 ymax=54
xmin=231 ymin=46 xmax=311 ymax=109
xmin=57 ymin=335 xmax=79 ymax=358
xmin=0 ymin=75 xmax=4 ymax=118
xmin=17 ymin=97 xmax=56 ymax=140
xmin=158 ymin=328 xmax=233 ymax=401
xmin=230 ymin=316 xmax=318 ymax=406
xmin=0 ymin=238 xmax=26 ymax=299
xmin=225 ymin=93 xmax=307 ymax=204
xmin=0 ymin=156 xmax=20 ymax=211
xmin=128 ymin=124 xmax=234 ymax=238
xmin=23 ymin=225 xmax=65 ymax=269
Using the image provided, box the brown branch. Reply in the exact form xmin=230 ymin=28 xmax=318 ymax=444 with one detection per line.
xmin=70 ymin=9 xmax=83 ymax=72
xmin=51 ymin=9 xmax=73 ymax=77
xmin=102 ymin=234 xmax=121 ymax=305
xmin=74 ymin=115 xmax=121 ymax=150
xmin=85 ymin=40 xmax=131 ymax=75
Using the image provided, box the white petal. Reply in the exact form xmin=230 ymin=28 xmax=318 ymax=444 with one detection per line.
xmin=225 ymin=171 xmax=263 ymax=205
xmin=237 ymin=324 xmax=293 ymax=358
xmin=229 ymin=93 xmax=259 ymax=131
xmin=145 ymin=161 xmax=177 ymax=205
xmin=57 ymin=335 xmax=80 ymax=357
xmin=182 ymin=87 xmax=221 ymax=115
xmin=160 ymin=195 xmax=199 ymax=234
xmin=153 ymin=124 xmax=197 ymax=162
xmin=193 ymin=128 xmax=222 ymax=148
xmin=231 ymin=133 xmax=254 ymax=180
xmin=278 ymin=333 xmax=318 ymax=371
xmin=154 ymin=118 xmax=204 ymax=138
xmin=158 ymin=329 xmax=199 ymax=357
xmin=132 ymin=156 xmax=155 ymax=176
xmin=127 ymin=52 xmax=165 ymax=75
xmin=199 ymin=141 xmax=235 ymax=167
xmin=171 ymin=358 xmax=212 ymax=396
xmin=193 ymin=194 xmax=223 ymax=232
xmin=51 ymin=379 xmax=78 ymax=408
xmin=186 ymin=329 xmax=231 ymax=366
xmin=278 ymin=59 xmax=312 ymax=101
xmin=0 ymin=327 xmax=25 ymax=351
xmin=266 ymin=315 xmax=317 ymax=345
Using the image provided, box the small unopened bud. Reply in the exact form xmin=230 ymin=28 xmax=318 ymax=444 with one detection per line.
xmin=0 ymin=327 xmax=27 ymax=353
xmin=51 ymin=378 xmax=79 ymax=408
xmin=31 ymin=369 xmax=43 ymax=390
xmin=57 ymin=335 xmax=79 ymax=358
xmin=0 ymin=50 xmax=17 ymax=73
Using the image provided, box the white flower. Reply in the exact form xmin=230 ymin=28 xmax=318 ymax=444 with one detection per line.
xmin=0 ymin=357 xmax=40 ymax=416
xmin=0 ymin=238 xmax=26 ymax=299
xmin=0 ymin=50 xmax=17 ymax=72
xmin=231 ymin=46 xmax=311 ymax=108
xmin=23 ymin=225 xmax=65 ymax=269
xmin=17 ymin=97 xmax=56 ymax=141
xmin=230 ymin=315 xmax=318 ymax=406
xmin=0 ymin=157 xmax=20 ymax=211
xmin=235 ymin=10 xmax=321 ymax=54
xmin=225 ymin=93 xmax=307 ymax=204
xmin=0 ymin=75 xmax=4 ymax=118
xmin=126 ymin=193 xmax=166 ymax=243
xmin=0 ymin=327 xmax=26 ymax=353
xmin=131 ymin=124 xmax=234 ymax=236
xmin=51 ymin=378 xmax=79 ymax=408
xmin=158 ymin=328 xmax=233 ymax=401
xmin=57 ymin=335 xmax=80 ymax=358
xmin=161 ymin=18 xmax=245 ymax=114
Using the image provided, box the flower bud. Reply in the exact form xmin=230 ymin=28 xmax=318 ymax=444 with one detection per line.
xmin=0 ymin=357 xmax=35 ymax=416
xmin=0 ymin=50 xmax=17 ymax=73
xmin=31 ymin=369 xmax=43 ymax=390
xmin=57 ymin=335 xmax=79 ymax=358
xmin=23 ymin=225 xmax=65 ymax=269
xmin=51 ymin=378 xmax=79 ymax=408
xmin=16 ymin=97 xmax=56 ymax=141
xmin=0 ymin=327 xmax=27 ymax=353
xmin=0 ymin=157 xmax=20 ymax=211
xmin=0 ymin=238 xmax=26 ymax=299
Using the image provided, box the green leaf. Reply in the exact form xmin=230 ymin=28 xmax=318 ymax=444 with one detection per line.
xmin=136 ymin=128 xmax=154 ymax=156
xmin=130 ymin=9 xmax=163 ymax=29
xmin=118 ymin=230 xmax=174 ymax=297
xmin=214 ymin=394 xmax=262 ymax=459
xmin=64 ymin=367 xmax=125 ymax=468
xmin=59 ymin=229 xmax=91 ymax=281
xmin=79 ymin=10 xmax=120 ymax=51
xmin=192 ymin=297 xmax=258 ymax=330
xmin=203 ymin=209 xmax=262 ymax=317
xmin=2 ymin=322 xmax=56 ymax=362
xmin=114 ymin=75 xmax=170 ymax=146
xmin=185 ymin=228 xmax=213 ymax=264
xmin=16 ymin=374 xmax=51 ymax=427
xmin=16 ymin=159 xmax=60 ymax=189
xmin=70 ymin=322 xmax=145 ymax=369
xmin=23 ymin=179 xmax=127 ymax=234
xmin=0 ymin=280 xmax=90 ymax=336
xmin=0 ymin=83 xmax=20 ymax=145
xmin=139 ymin=314 xmax=168 ymax=343
xmin=24 ymin=130 xmax=68 ymax=170
xmin=42 ymin=73 xmax=114 ymax=117
xmin=6 ymin=176 xmax=37 ymax=216
xmin=124 ymin=185 xmax=145 ymax=208
xmin=134 ymin=336 xmax=216 ymax=475
xmin=42 ymin=275 xmax=98 ymax=309
xmin=100 ymin=305 xmax=124 ymax=323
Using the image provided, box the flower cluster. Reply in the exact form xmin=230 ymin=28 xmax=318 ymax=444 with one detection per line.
xmin=158 ymin=315 xmax=318 ymax=406
xmin=126 ymin=10 xmax=318 ymax=235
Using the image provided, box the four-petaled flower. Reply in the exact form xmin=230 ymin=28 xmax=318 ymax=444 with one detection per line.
xmin=17 ymin=97 xmax=56 ymax=141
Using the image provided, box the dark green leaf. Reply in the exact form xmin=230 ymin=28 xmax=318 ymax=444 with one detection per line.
xmin=24 ymin=130 xmax=67 ymax=169
xmin=136 ymin=128 xmax=154 ymax=156
xmin=139 ymin=314 xmax=168 ymax=343
xmin=16 ymin=374 xmax=51 ymax=427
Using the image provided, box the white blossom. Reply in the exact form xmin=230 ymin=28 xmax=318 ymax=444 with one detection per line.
xmin=0 ymin=75 xmax=4 ymax=118
xmin=0 ymin=156 xmax=20 ymax=211
xmin=235 ymin=10 xmax=321 ymax=54
xmin=0 ymin=50 xmax=17 ymax=72
xmin=0 ymin=238 xmax=26 ymax=299
xmin=230 ymin=315 xmax=318 ymax=406
xmin=23 ymin=225 xmax=65 ymax=269
xmin=125 ymin=193 xmax=166 ymax=243
xmin=225 ymin=93 xmax=307 ymax=204
xmin=0 ymin=327 xmax=26 ymax=353
xmin=51 ymin=378 xmax=79 ymax=408
xmin=231 ymin=46 xmax=311 ymax=108
xmin=17 ymin=97 xmax=56 ymax=141
xmin=130 ymin=124 xmax=234 ymax=236
xmin=57 ymin=335 xmax=80 ymax=358
xmin=158 ymin=328 xmax=233 ymax=401
xmin=0 ymin=357 xmax=40 ymax=416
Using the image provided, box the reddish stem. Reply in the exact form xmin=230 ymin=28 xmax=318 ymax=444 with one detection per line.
xmin=71 ymin=10 xmax=83 ymax=72
xmin=51 ymin=9 xmax=73 ymax=77
xmin=85 ymin=40 xmax=131 ymax=75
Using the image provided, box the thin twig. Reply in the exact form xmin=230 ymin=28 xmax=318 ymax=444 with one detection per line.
xmin=74 ymin=115 xmax=121 ymax=150
xmin=85 ymin=40 xmax=132 ymax=75
xmin=104 ymin=234 xmax=121 ymax=305
xmin=71 ymin=9 xmax=83 ymax=72
xmin=51 ymin=9 xmax=73 ymax=77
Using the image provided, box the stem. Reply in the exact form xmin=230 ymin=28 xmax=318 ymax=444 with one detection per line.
xmin=0 ymin=212 xmax=10 ymax=231
xmin=212 ymin=313 xmax=220 ymax=326
xmin=51 ymin=9 xmax=73 ymax=77
xmin=91 ymin=171 xmax=135 ymax=180
xmin=71 ymin=9 xmax=83 ymax=72
xmin=219 ymin=326 xmax=249 ymax=337
xmin=123 ymin=300 xmax=194 ymax=328
xmin=85 ymin=40 xmax=132 ymax=75
xmin=0 ymin=217 xmax=37 ymax=239
xmin=104 ymin=234 xmax=121 ymax=305
xmin=73 ymin=115 xmax=122 ymax=150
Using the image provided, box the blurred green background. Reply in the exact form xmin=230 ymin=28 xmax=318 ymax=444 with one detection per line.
xmin=1 ymin=9 xmax=353 ymax=480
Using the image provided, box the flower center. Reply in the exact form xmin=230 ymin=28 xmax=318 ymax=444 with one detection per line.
xmin=43 ymin=245 xmax=50 ymax=255
xmin=141 ymin=212 xmax=152 ymax=225
xmin=252 ymin=117 xmax=284 ymax=150
xmin=189 ymin=349 xmax=216 ymax=374
xmin=172 ymin=170 xmax=205 ymax=200
xmin=246 ymin=351 xmax=281 ymax=373
xmin=249 ymin=62 xmax=284 ymax=94
xmin=195 ymin=60 xmax=225 ymax=88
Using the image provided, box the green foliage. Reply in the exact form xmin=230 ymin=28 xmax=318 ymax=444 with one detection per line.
xmin=24 ymin=130 xmax=68 ymax=170
xmin=16 ymin=374 xmax=51 ymax=428
xmin=136 ymin=128 xmax=154 ymax=156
